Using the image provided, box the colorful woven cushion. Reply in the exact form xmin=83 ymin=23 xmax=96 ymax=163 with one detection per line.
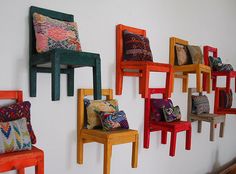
xmin=209 ymin=56 xmax=234 ymax=72
xmin=219 ymin=89 xmax=233 ymax=109
xmin=187 ymin=45 xmax=203 ymax=64
xmin=162 ymin=105 xmax=181 ymax=122
xmin=98 ymin=110 xmax=129 ymax=131
xmin=150 ymin=99 xmax=173 ymax=122
xmin=84 ymin=99 xmax=119 ymax=129
xmin=33 ymin=12 xmax=82 ymax=53
xmin=175 ymin=44 xmax=191 ymax=65
xmin=123 ymin=30 xmax=153 ymax=61
xmin=0 ymin=101 xmax=36 ymax=144
xmin=0 ymin=118 xmax=32 ymax=154
xmin=192 ymin=95 xmax=210 ymax=114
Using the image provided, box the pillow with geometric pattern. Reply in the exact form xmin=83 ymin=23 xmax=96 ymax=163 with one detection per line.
xmin=209 ymin=56 xmax=234 ymax=72
xmin=0 ymin=118 xmax=32 ymax=154
xmin=192 ymin=95 xmax=210 ymax=114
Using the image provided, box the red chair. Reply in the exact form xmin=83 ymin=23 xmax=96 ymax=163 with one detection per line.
xmin=116 ymin=24 xmax=173 ymax=98
xmin=0 ymin=90 xmax=44 ymax=174
xmin=203 ymin=45 xmax=236 ymax=93
xmin=144 ymin=88 xmax=191 ymax=157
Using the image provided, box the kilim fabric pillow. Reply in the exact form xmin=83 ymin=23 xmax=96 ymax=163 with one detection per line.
xmin=175 ymin=44 xmax=191 ymax=65
xmin=0 ymin=101 xmax=36 ymax=144
xmin=219 ymin=89 xmax=233 ymax=109
xmin=33 ymin=12 xmax=82 ymax=53
xmin=0 ymin=118 xmax=32 ymax=154
xmin=209 ymin=56 xmax=234 ymax=72
xmin=187 ymin=45 xmax=204 ymax=64
xmin=192 ymin=95 xmax=210 ymax=114
xmin=84 ymin=99 xmax=119 ymax=129
xmin=162 ymin=105 xmax=181 ymax=122
xmin=123 ymin=30 xmax=153 ymax=61
xmin=98 ymin=110 xmax=129 ymax=131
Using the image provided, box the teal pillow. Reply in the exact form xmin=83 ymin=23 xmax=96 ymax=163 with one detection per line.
xmin=0 ymin=118 xmax=32 ymax=154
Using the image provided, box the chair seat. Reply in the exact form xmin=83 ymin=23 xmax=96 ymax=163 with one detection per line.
xmin=174 ymin=64 xmax=211 ymax=72
xmin=212 ymin=71 xmax=236 ymax=77
xmin=150 ymin=121 xmax=191 ymax=132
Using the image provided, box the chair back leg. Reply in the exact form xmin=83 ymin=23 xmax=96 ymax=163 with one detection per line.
xmin=18 ymin=169 xmax=25 ymax=174
xmin=132 ymin=134 xmax=138 ymax=168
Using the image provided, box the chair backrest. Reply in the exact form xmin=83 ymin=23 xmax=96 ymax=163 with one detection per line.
xmin=0 ymin=91 xmax=23 ymax=103
xmin=169 ymin=37 xmax=189 ymax=66
xmin=203 ymin=46 xmax=218 ymax=67
xmin=77 ymin=89 xmax=113 ymax=131
xmin=116 ymin=24 xmax=146 ymax=64
xmin=29 ymin=6 xmax=74 ymax=56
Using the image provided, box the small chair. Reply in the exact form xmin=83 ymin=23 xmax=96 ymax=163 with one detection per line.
xmin=29 ymin=6 xmax=102 ymax=101
xmin=116 ymin=24 xmax=173 ymax=98
xmin=144 ymin=88 xmax=191 ymax=157
xmin=0 ymin=90 xmax=44 ymax=174
xmin=187 ymin=88 xmax=226 ymax=141
xmin=214 ymin=87 xmax=236 ymax=114
xmin=169 ymin=37 xmax=211 ymax=93
xmin=203 ymin=45 xmax=236 ymax=93
xmin=77 ymin=88 xmax=138 ymax=174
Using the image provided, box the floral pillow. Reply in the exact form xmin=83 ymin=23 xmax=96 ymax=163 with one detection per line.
xmin=209 ymin=56 xmax=234 ymax=72
xmin=0 ymin=101 xmax=36 ymax=144
xmin=84 ymin=99 xmax=119 ymax=129
xmin=162 ymin=105 xmax=181 ymax=122
xmin=98 ymin=110 xmax=129 ymax=131
xmin=33 ymin=12 xmax=82 ymax=53
xmin=0 ymin=118 xmax=32 ymax=154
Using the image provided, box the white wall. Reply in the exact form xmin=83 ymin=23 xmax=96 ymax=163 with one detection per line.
xmin=1 ymin=0 xmax=236 ymax=174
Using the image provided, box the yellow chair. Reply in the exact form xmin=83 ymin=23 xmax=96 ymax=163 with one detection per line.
xmin=77 ymin=89 xmax=138 ymax=174
xmin=169 ymin=37 xmax=211 ymax=93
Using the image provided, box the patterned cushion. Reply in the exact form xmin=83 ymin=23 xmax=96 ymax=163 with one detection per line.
xmin=98 ymin=110 xmax=129 ymax=131
xmin=219 ymin=89 xmax=233 ymax=109
xmin=187 ymin=45 xmax=203 ymax=64
xmin=150 ymin=99 xmax=173 ymax=122
xmin=175 ymin=44 xmax=191 ymax=65
xmin=162 ymin=105 xmax=181 ymax=122
xmin=209 ymin=56 xmax=234 ymax=72
xmin=84 ymin=99 xmax=119 ymax=129
xmin=0 ymin=101 xmax=36 ymax=144
xmin=0 ymin=118 xmax=32 ymax=154
xmin=33 ymin=12 xmax=82 ymax=53
xmin=123 ymin=30 xmax=153 ymax=61
xmin=192 ymin=95 xmax=210 ymax=114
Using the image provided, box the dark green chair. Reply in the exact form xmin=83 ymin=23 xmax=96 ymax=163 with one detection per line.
xmin=29 ymin=6 xmax=102 ymax=101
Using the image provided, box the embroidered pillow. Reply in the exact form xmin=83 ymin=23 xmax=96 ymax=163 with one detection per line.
xmin=150 ymin=99 xmax=173 ymax=122
xmin=209 ymin=56 xmax=234 ymax=72
xmin=175 ymin=44 xmax=191 ymax=65
xmin=98 ymin=110 xmax=129 ymax=131
xmin=0 ymin=118 xmax=32 ymax=154
xmin=123 ymin=30 xmax=153 ymax=61
xmin=84 ymin=99 xmax=119 ymax=129
xmin=187 ymin=45 xmax=203 ymax=64
xmin=33 ymin=12 xmax=82 ymax=53
xmin=219 ymin=89 xmax=233 ymax=109
xmin=0 ymin=101 xmax=36 ymax=144
xmin=162 ymin=105 xmax=181 ymax=122
xmin=192 ymin=95 xmax=210 ymax=114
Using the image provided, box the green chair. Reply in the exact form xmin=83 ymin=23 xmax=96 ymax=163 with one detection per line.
xmin=29 ymin=6 xmax=102 ymax=101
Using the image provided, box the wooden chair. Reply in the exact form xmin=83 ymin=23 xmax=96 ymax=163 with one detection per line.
xmin=0 ymin=90 xmax=44 ymax=174
xmin=214 ymin=87 xmax=236 ymax=114
xmin=187 ymin=88 xmax=226 ymax=141
xmin=144 ymin=88 xmax=191 ymax=157
xmin=116 ymin=24 xmax=173 ymax=98
xmin=29 ymin=6 xmax=102 ymax=101
xmin=77 ymin=89 xmax=138 ymax=174
xmin=169 ymin=37 xmax=211 ymax=93
xmin=203 ymin=45 xmax=236 ymax=93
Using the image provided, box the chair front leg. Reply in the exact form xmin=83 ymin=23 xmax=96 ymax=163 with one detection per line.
xmin=219 ymin=121 xmax=225 ymax=138
xmin=29 ymin=65 xmax=37 ymax=97
xmin=161 ymin=130 xmax=167 ymax=144
xmin=77 ymin=137 xmax=84 ymax=164
xmin=93 ymin=57 xmax=102 ymax=100
xmin=182 ymin=73 xmax=188 ymax=93
xmin=166 ymin=66 xmax=173 ymax=98
xmin=210 ymin=121 xmax=215 ymax=141
xmin=207 ymin=71 xmax=211 ymax=93
xmin=197 ymin=120 xmax=202 ymax=133
xmin=169 ymin=131 xmax=177 ymax=157
xmin=141 ymin=67 xmax=150 ymax=98
xmin=186 ymin=128 xmax=191 ymax=150
xmin=18 ymin=168 xmax=25 ymax=174
xmin=132 ymin=134 xmax=138 ymax=168
xmin=104 ymin=142 xmax=112 ymax=174
xmin=35 ymin=158 xmax=44 ymax=174
xmin=196 ymin=67 xmax=202 ymax=92
xmin=226 ymin=74 xmax=231 ymax=93
xmin=67 ymin=67 xmax=74 ymax=96
xmin=212 ymin=76 xmax=217 ymax=91
xmin=116 ymin=65 xmax=123 ymax=95
xmin=52 ymin=56 xmax=60 ymax=101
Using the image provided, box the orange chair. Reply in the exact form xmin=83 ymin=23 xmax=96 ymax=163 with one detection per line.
xmin=169 ymin=37 xmax=211 ymax=93
xmin=116 ymin=24 xmax=173 ymax=98
xmin=0 ymin=90 xmax=44 ymax=174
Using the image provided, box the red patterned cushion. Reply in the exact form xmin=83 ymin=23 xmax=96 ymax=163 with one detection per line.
xmin=0 ymin=101 xmax=36 ymax=144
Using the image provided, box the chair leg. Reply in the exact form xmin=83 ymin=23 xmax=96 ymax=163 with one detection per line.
xmin=207 ymin=72 xmax=211 ymax=93
xmin=141 ymin=67 xmax=150 ymax=98
xmin=161 ymin=131 xmax=167 ymax=144
xmin=212 ymin=77 xmax=217 ymax=91
xmin=196 ymin=67 xmax=202 ymax=92
xmin=116 ymin=65 xmax=123 ymax=95
xmin=219 ymin=121 xmax=225 ymax=138
xmin=93 ymin=57 xmax=102 ymax=100
xmin=67 ymin=67 xmax=74 ymax=96
xmin=197 ymin=120 xmax=202 ymax=133
xmin=166 ymin=66 xmax=173 ymax=98
xmin=29 ymin=65 xmax=37 ymax=97
xmin=139 ymin=71 xmax=143 ymax=94
xmin=132 ymin=134 xmax=138 ymax=168
xmin=186 ymin=129 xmax=191 ymax=150
xmin=235 ymin=77 xmax=236 ymax=92
xmin=77 ymin=137 xmax=84 ymax=164
xmin=143 ymin=121 xmax=150 ymax=149
xmin=35 ymin=159 xmax=44 ymax=174
xmin=169 ymin=132 xmax=177 ymax=157
xmin=202 ymin=73 xmax=207 ymax=91
xmin=182 ymin=73 xmax=188 ymax=92
xmin=210 ymin=121 xmax=215 ymax=141
xmin=226 ymin=75 xmax=231 ymax=93
xmin=104 ymin=142 xmax=112 ymax=174
xmin=17 ymin=168 xmax=25 ymax=174
xmin=51 ymin=56 xmax=60 ymax=101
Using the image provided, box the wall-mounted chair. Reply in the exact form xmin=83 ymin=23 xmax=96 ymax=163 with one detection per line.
xmin=77 ymin=88 xmax=138 ymax=174
xmin=0 ymin=90 xmax=44 ymax=174
xmin=187 ymin=88 xmax=226 ymax=141
xmin=203 ymin=45 xmax=236 ymax=93
xmin=29 ymin=6 xmax=102 ymax=101
xmin=144 ymin=88 xmax=191 ymax=157
xmin=169 ymin=37 xmax=211 ymax=93
xmin=116 ymin=24 xmax=173 ymax=98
